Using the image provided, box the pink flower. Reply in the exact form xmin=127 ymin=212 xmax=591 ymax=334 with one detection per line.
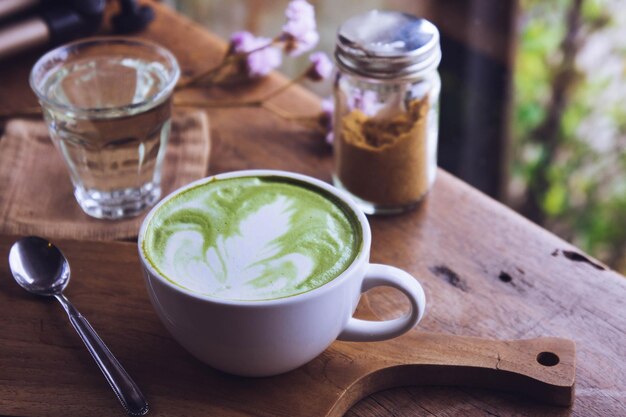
xmin=349 ymin=90 xmax=378 ymax=116
xmin=229 ymin=31 xmax=282 ymax=77
xmin=247 ymin=45 xmax=282 ymax=77
xmin=229 ymin=31 xmax=255 ymax=52
xmin=306 ymin=52 xmax=333 ymax=81
xmin=319 ymin=96 xmax=334 ymax=145
xmin=281 ymin=0 xmax=319 ymax=56
xmin=321 ymin=96 xmax=334 ymax=116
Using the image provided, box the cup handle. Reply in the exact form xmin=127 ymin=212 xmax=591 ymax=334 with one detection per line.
xmin=338 ymin=263 xmax=426 ymax=342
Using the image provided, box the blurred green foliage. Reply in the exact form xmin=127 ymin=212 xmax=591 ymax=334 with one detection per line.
xmin=513 ymin=0 xmax=626 ymax=271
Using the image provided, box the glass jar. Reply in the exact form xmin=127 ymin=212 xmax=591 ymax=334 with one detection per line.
xmin=332 ymin=11 xmax=441 ymax=215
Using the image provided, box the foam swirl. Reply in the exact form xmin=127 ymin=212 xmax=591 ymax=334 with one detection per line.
xmin=143 ymin=176 xmax=361 ymax=300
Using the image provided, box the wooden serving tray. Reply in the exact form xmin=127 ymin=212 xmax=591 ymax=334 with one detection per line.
xmin=0 ymin=236 xmax=574 ymax=417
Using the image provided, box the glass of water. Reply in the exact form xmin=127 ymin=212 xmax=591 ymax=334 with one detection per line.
xmin=30 ymin=37 xmax=180 ymax=219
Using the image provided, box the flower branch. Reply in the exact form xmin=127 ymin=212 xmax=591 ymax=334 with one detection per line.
xmin=173 ymin=0 xmax=334 ymax=141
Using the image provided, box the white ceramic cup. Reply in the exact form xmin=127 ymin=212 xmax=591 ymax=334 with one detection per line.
xmin=138 ymin=170 xmax=426 ymax=377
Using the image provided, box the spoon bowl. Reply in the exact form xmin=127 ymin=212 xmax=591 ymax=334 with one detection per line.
xmin=8 ymin=236 xmax=70 ymax=296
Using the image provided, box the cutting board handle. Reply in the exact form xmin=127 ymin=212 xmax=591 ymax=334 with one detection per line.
xmin=328 ymin=334 xmax=575 ymax=416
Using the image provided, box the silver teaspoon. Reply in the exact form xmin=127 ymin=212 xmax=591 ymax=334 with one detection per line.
xmin=8 ymin=236 xmax=149 ymax=416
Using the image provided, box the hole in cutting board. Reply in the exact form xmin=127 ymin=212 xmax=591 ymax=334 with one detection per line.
xmin=536 ymin=351 xmax=560 ymax=367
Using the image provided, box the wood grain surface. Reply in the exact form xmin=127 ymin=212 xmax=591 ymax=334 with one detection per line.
xmin=0 ymin=235 xmax=579 ymax=417
xmin=0 ymin=2 xmax=625 ymax=416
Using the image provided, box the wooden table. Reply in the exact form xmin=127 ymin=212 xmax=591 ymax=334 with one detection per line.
xmin=1 ymin=2 xmax=625 ymax=416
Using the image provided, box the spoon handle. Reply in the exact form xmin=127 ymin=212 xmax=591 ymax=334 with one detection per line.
xmin=55 ymin=294 xmax=149 ymax=416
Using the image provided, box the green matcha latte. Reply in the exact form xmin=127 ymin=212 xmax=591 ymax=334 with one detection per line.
xmin=142 ymin=176 xmax=362 ymax=301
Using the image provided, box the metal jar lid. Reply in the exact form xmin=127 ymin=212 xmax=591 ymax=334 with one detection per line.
xmin=335 ymin=10 xmax=441 ymax=80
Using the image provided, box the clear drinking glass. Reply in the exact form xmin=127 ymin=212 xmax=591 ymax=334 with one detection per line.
xmin=30 ymin=37 xmax=180 ymax=219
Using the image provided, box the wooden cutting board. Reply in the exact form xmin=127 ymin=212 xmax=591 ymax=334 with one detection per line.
xmin=0 ymin=236 xmax=575 ymax=417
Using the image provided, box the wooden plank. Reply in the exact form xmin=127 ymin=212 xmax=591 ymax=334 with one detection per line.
xmin=0 ymin=235 xmax=578 ymax=417
xmin=1 ymin=167 xmax=625 ymax=416
xmin=0 ymin=2 xmax=624 ymax=416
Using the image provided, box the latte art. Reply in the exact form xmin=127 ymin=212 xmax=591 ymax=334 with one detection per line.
xmin=142 ymin=176 xmax=361 ymax=300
